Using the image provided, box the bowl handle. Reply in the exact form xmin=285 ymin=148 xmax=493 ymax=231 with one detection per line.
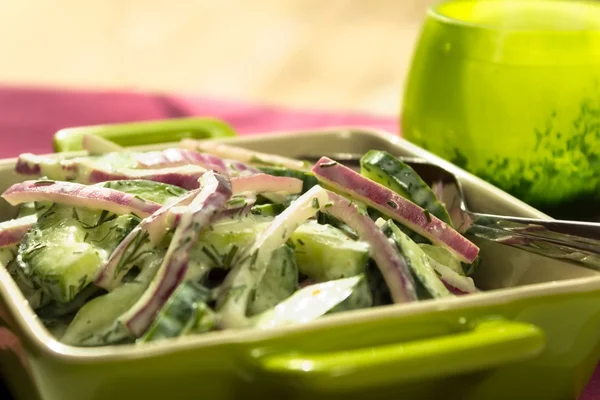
xmin=255 ymin=319 xmax=545 ymax=391
xmin=53 ymin=117 xmax=237 ymax=152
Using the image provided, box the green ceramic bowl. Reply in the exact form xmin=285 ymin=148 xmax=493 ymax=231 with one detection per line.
xmin=52 ymin=117 xmax=237 ymax=152
xmin=1 ymin=126 xmax=600 ymax=400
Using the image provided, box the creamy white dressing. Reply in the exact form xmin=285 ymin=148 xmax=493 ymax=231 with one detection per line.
xmin=217 ymin=185 xmax=329 ymax=329
xmin=251 ymin=276 xmax=361 ymax=329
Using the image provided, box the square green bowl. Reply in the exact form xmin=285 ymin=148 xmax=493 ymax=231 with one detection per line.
xmin=2 ymin=125 xmax=600 ymax=400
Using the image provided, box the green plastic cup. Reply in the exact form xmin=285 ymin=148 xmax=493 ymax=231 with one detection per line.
xmin=401 ymin=0 xmax=600 ymax=220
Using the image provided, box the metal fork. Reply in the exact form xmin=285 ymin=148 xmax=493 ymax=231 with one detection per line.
xmin=297 ymin=153 xmax=600 ymax=270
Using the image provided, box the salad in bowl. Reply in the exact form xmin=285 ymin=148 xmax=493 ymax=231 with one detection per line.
xmin=0 ymin=136 xmax=479 ymax=347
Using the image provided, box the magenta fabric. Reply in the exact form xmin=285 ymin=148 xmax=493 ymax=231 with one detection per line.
xmin=0 ymin=86 xmax=398 ymax=158
xmin=0 ymin=85 xmax=597 ymax=399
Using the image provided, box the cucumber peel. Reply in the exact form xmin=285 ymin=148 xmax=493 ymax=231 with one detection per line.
xmin=380 ymin=219 xmax=452 ymax=299
xmin=360 ymin=150 xmax=453 ymax=226
xmin=139 ymin=280 xmax=213 ymax=342
xmin=247 ymin=245 xmax=298 ymax=316
xmin=17 ymin=204 xmax=139 ymax=302
xmin=292 ymin=220 xmax=370 ymax=281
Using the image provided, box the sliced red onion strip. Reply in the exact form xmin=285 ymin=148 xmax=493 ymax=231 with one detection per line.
xmin=231 ymin=174 xmax=303 ymax=195
xmin=181 ymin=139 xmax=310 ymax=171
xmin=15 ymin=153 xmax=78 ymax=180
xmin=134 ymin=148 xmax=229 ymax=173
xmin=86 ymin=164 xmax=207 ymax=190
xmin=166 ymin=194 xmax=256 ymax=226
xmin=324 ymin=191 xmax=417 ymax=303
xmin=0 ymin=215 xmax=37 ymax=248
xmin=312 ymin=157 xmax=479 ymax=264
xmin=2 ymin=180 xmax=161 ymax=218
xmin=134 ymin=148 xmax=261 ymax=177
xmin=94 ymin=189 xmax=200 ymax=290
xmin=121 ymin=171 xmax=232 ymax=337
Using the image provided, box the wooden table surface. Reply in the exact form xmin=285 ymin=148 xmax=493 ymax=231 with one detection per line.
xmin=0 ymin=0 xmax=435 ymax=115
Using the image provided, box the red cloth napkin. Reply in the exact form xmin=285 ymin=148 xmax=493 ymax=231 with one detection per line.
xmin=0 ymin=86 xmax=398 ymax=158
xmin=0 ymin=85 xmax=597 ymax=400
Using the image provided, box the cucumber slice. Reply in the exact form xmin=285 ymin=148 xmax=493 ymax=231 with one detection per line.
xmin=247 ymin=245 xmax=298 ymax=316
xmin=360 ymin=150 xmax=453 ymax=226
xmin=418 ymin=244 xmax=464 ymax=275
xmin=195 ymin=215 xmax=274 ymax=269
xmin=196 ymin=216 xmax=370 ymax=282
xmin=258 ymin=166 xmax=318 ymax=194
xmin=61 ymin=256 xmax=161 ymax=346
xmin=3 ymin=247 xmax=49 ymax=309
xmin=329 ymin=274 xmax=373 ymax=313
xmin=17 ymin=204 xmax=139 ymax=302
xmin=37 ymin=283 xmax=103 ymax=319
xmin=250 ymin=203 xmax=285 ymax=217
xmin=419 ymin=243 xmax=480 ymax=277
xmin=381 ymin=220 xmax=452 ymax=299
xmin=102 ymin=180 xmax=187 ymax=205
xmin=188 ymin=303 xmax=217 ymax=334
xmin=251 ymin=275 xmax=366 ymax=329
xmin=292 ymin=220 xmax=370 ymax=281
xmin=139 ymin=280 xmax=213 ymax=342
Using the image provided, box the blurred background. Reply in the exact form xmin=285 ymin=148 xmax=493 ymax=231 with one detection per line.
xmin=1 ymin=1 xmax=600 ymax=399
xmin=0 ymin=0 xmax=435 ymax=116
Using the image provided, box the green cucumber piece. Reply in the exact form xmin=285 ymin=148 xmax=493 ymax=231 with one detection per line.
xmin=462 ymin=256 xmax=480 ymax=277
xmin=419 ymin=243 xmax=479 ymax=277
xmin=197 ymin=217 xmax=369 ymax=283
xmin=139 ymin=280 xmax=213 ymax=342
xmin=419 ymin=244 xmax=464 ymax=275
xmin=360 ymin=150 xmax=453 ymax=226
xmin=61 ymin=256 xmax=161 ymax=346
xmin=251 ymin=275 xmax=366 ymax=329
xmin=102 ymin=180 xmax=187 ymax=205
xmin=1 ymin=247 xmax=49 ymax=309
xmin=188 ymin=302 xmax=217 ymax=334
xmin=329 ymin=274 xmax=373 ymax=313
xmin=258 ymin=166 xmax=318 ymax=194
xmin=250 ymin=203 xmax=285 ymax=217
xmin=195 ymin=215 xmax=274 ymax=269
xmin=292 ymin=220 xmax=370 ymax=281
xmin=17 ymin=204 xmax=139 ymax=302
xmin=316 ymin=211 xmax=359 ymax=240
xmin=37 ymin=283 xmax=103 ymax=319
xmin=381 ymin=220 xmax=452 ymax=299
xmin=17 ymin=202 xmax=37 ymax=218
xmin=3 ymin=247 xmax=49 ymax=310
xmin=247 ymin=245 xmax=298 ymax=316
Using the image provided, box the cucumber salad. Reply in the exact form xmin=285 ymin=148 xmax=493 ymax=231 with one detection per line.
xmin=0 ymin=137 xmax=480 ymax=346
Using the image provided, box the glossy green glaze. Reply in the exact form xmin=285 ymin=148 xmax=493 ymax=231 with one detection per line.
xmin=52 ymin=117 xmax=237 ymax=152
xmin=250 ymin=288 xmax=600 ymax=400
xmin=1 ymin=128 xmax=600 ymax=400
xmin=4 ymin=286 xmax=600 ymax=400
xmin=257 ymin=319 xmax=545 ymax=391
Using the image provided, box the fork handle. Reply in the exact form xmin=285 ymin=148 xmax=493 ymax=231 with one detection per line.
xmin=465 ymin=212 xmax=600 ymax=268
xmin=470 ymin=213 xmax=600 ymax=241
